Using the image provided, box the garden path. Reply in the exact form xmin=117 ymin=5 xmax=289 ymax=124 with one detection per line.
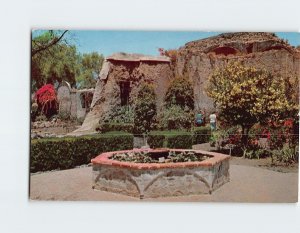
xmin=30 ymin=159 xmax=298 ymax=202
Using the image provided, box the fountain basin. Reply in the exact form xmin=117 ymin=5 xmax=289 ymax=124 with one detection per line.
xmin=91 ymin=148 xmax=230 ymax=199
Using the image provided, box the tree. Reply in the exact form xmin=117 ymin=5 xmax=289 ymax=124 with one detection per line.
xmin=31 ymin=30 xmax=68 ymax=57
xmin=207 ymin=61 xmax=296 ymax=145
xmin=76 ymin=52 xmax=104 ymax=89
xmin=134 ymin=83 xmax=157 ymax=134
xmin=164 ymin=75 xmax=194 ymax=110
xmin=31 ymin=31 xmax=80 ymax=91
xmin=31 ymin=31 xmax=105 ymax=92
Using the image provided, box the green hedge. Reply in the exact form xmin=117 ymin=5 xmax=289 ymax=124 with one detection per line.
xmin=148 ymin=128 xmax=211 ymax=149
xmin=100 ymin=123 xmax=134 ymax=133
xmin=30 ymin=132 xmax=133 ymax=172
xmin=192 ymin=126 xmax=211 ymax=144
xmin=148 ymin=131 xmax=193 ymax=149
xmin=147 ymin=133 xmax=165 ymax=148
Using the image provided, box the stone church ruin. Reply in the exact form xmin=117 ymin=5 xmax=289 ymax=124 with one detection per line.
xmin=71 ymin=53 xmax=172 ymax=135
xmin=71 ymin=32 xmax=300 ymax=135
xmin=57 ymin=81 xmax=94 ymax=122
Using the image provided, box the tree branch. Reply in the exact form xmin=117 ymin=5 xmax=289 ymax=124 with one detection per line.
xmin=31 ymin=30 xmax=68 ymax=57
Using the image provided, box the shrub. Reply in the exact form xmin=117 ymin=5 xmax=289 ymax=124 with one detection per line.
xmin=166 ymin=133 xmax=193 ymax=149
xmin=31 ymin=102 xmax=39 ymax=122
xmin=272 ymin=144 xmax=299 ymax=165
xmin=148 ymin=131 xmax=193 ymax=149
xmin=35 ymin=84 xmax=58 ymax=118
xmin=147 ymin=133 xmax=165 ymax=148
xmin=242 ymin=147 xmax=272 ymax=159
xmin=158 ymin=105 xmax=193 ymax=130
xmin=207 ymin=61 xmax=297 ymax=146
xmin=249 ymin=119 xmax=297 ymax=150
xmin=134 ymin=83 xmax=157 ymax=134
xmin=98 ymin=123 xmax=134 ymax=133
xmin=103 ymin=105 xmax=134 ymax=124
xmin=192 ymin=126 xmax=211 ymax=144
xmin=164 ymin=75 xmax=194 ymax=110
xmin=30 ymin=132 xmax=134 ymax=172
xmin=158 ymin=48 xmax=178 ymax=63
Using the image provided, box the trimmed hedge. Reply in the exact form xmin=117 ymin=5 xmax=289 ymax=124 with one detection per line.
xmin=148 ymin=127 xmax=211 ymax=149
xmin=166 ymin=133 xmax=193 ymax=149
xmin=147 ymin=133 xmax=165 ymax=148
xmin=192 ymin=126 xmax=211 ymax=144
xmin=148 ymin=131 xmax=193 ymax=149
xmin=30 ymin=132 xmax=133 ymax=172
xmin=100 ymin=123 xmax=134 ymax=133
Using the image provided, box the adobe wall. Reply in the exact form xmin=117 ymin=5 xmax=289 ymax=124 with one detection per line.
xmin=57 ymin=84 xmax=94 ymax=122
xmin=176 ymin=34 xmax=300 ymax=114
xmin=71 ymin=33 xmax=300 ymax=136
xmin=72 ymin=57 xmax=172 ymax=135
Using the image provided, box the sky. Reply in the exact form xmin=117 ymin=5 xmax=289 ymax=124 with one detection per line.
xmin=34 ymin=30 xmax=300 ymax=57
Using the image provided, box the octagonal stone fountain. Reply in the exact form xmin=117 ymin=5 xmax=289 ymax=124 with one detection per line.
xmin=91 ymin=148 xmax=230 ymax=199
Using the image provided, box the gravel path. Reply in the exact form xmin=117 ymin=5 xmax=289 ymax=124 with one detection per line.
xmin=29 ymin=159 xmax=298 ymax=202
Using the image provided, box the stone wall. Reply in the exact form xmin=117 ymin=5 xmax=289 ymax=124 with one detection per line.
xmin=176 ymin=32 xmax=300 ymax=114
xmin=72 ymin=54 xmax=172 ymax=135
xmin=92 ymin=149 xmax=230 ymax=199
xmin=71 ymin=33 xmax=300 ymax=135
xmin=57 ymin=83 xmax=94 ymax=122
xmin=57 ymin=85 xmax=71 ymax=117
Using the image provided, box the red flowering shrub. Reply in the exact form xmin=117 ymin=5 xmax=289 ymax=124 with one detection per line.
xmin=35 ymin=84 xmax=58 ymax=118
xmin=226 ymin=126 xmax=242 ymax=145
xmin=283 ymin=118 xmax=293 ymax=128
xmin=249 ymin=119 xmax=296 ymax=150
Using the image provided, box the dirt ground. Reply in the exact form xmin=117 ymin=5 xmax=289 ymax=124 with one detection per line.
xmin=29 ymin=156 xmax=298 ymax=203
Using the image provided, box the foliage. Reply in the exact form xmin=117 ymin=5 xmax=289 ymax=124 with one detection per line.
xmin=166 ymin=133 xmax=193 ymax=149
xmin=210 ymin=126 xmax=242 ymax=149
xmin=272 ymin=144 xmax=299 ymax=165
xmin=167 ymin=150 xmax=209 ymax=162
xmin=31 ymin=37 xmax=80 ymax=91
xmin=158 ymin=105 xmax=193 ymax=130
xmin=30 ymin=132 xmax=134 ymax=172
xmin=31 ymin=30 xmax=104 ymax=92
xmin=224 ymin=126 xmax=242 ymax=145
xmin=248 ymin=118 xmax=297 ymax=150
xmin=76 ymin=52 xmax=104 ymax=89
xmin=147 ymin=133 xmax=165 ymax=148
xmin=111 ymin=151 xmax=154 ymax=163
xmin=192 ymin=126 xmax=211 ymax=144
xmin=158 ymin=48 xmax=178 ymax=65
xmin=35 ymin=84 xmax=58 ymax=118
xmin=35 ymin=114 xmax=47 ymax=122
xmin=134 ymin=83 xmax=157 ymax=134
xmin=31 ymin=30 xmax=68 ymax=57
xmin=207 ymin=61 xmax=297 ymax=145
xmin=164 ymin=75 xmax=194 ymax=110
xmin=31 ymin=102 xmax=39 ymax=122
xmin=103 ymin=105 xmax=134 ymax=124
xmin=209 ymin=131 xmax=221 ymax=147
xmin=111 ymin=150 xmax=209 ymax=163
xmin=148 ymin=131 xmax=193 ymax=149
xmin=97 ymin=123 xmax=134 ymax=133
xmin=242 ymin=148 xmax=271 ymax=159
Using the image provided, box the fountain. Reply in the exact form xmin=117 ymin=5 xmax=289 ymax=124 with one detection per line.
xmin=92 ymin=148 xmax=230 ymax=199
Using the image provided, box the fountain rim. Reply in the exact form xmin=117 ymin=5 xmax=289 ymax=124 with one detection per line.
xmin=91 ymin=148 xmax=230 ymax=170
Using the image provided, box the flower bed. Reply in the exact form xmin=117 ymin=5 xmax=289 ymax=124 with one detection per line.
xmin=111 ymin=150 xmax=211 ymax=163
